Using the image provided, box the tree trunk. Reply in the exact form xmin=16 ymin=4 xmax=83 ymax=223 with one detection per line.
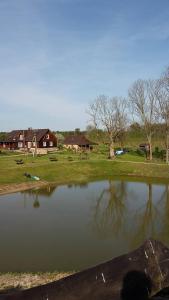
xmin=149 ymin=142 xmax=152 ymax=161
xmin=147 ymin=136 xmax=152 ymax=161
xmin=166 ymin=125 xmax=169 ymax=164
xmin=166 ymin=135 xmax=169 ymax=164
xmin=109 ymin=141 xmax=115 ymax=159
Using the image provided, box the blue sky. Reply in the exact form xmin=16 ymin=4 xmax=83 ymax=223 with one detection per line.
xmin=0 ymin=0 xmax=169 ymax=131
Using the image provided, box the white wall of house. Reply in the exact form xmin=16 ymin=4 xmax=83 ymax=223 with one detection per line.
xmin=27 ymin=142 xmax=32 ymax=149
xmin=18 ymin=142 xmax=23 ymax=148
xmin=64 ymin=144 xmax=80 ymax=150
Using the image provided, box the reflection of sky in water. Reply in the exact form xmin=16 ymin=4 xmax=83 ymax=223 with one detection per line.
xmin=0 ymin=180 xmax=169 ymax=272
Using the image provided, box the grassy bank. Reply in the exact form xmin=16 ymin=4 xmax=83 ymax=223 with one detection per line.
xmin=0 ymin=150 xmax=169 ymax=188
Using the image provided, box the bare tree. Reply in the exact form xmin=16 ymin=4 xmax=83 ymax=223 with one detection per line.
xmin=87 ymin=95 xmax=127 ymax=159
xmin=162 ymin=66 xmax=169 ymax=93
xmin=128 ymin=79 xmax=157 ymax=160
xmin=156 ymin=67 xmax=169 ymax=163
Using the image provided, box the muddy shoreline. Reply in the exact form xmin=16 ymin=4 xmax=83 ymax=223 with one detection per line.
xmin=0 ymin=181 xmax=49 ymax=196
xmin=0 ymin=272 xmax=73 ymax=294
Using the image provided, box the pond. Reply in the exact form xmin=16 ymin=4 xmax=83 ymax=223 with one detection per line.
xmin=0 ymin=180 xmax=169 ymax=272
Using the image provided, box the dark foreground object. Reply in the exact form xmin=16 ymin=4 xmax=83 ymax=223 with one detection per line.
xmin=1 ymin=239 xmax=169 ymax=300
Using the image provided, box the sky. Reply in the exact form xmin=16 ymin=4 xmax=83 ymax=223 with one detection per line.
xmin=0 ymin=0 xmax=169 ymax=131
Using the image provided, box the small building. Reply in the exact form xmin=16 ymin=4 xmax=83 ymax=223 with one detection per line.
xmin=1 ymin=128 xmax=57 ymax=150
xmin=139 ymin=143 xmax=150 ymax=152
xmin=63 ymin=134 xmax=96 ymax=151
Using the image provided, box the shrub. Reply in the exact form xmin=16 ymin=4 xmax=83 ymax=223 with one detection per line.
xmin=136 ymin=149 xmax=145 ymax=156
xmin=159 ymin=149 xmax=166 ymax=160
xmin=57 ymin=144 xmax=64 ymax=150
xmin=153 ymin=147 xmax=161 ymax=158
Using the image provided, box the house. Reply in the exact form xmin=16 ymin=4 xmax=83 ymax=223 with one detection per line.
xmin=139 ymin=143 xmax=150 ymax=152
xmin=1 ymin=128 xmax=57 ymax=150
xmin=63 ymin=134 xmax=96 ymax=151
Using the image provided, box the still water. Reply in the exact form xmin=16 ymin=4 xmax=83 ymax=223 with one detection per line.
xmin=0 ymin=180 xmax=169 ymax=272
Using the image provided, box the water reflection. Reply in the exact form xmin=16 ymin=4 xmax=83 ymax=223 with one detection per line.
xmin=129 ymin=184 xmax=159 ymax=248
xmin=21 ymin=182 xmax=169 ymax=244
xmin=21 ymin=185 xmax=57 ymax=197
xmin=159 ymin=185 xmax=169 ymax=243
xmin=130 ymin=184 xmax=169 ymax=248
xmin=91 ymin=181 xmax=169 ymax=249
xmin=1 ymin=180 xmax=169 ymax=272
xmin=21 ymin=185 xmax=57 ymax=208
xmin=33 ymin=198 xmax=40 ymax=208
xmin=91 ymin=181 xmax=127 ymax=238
xmin=67 ymin=183 xmax=88 ymax=189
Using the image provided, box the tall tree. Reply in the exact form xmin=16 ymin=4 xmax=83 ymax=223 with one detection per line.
xmin=128 ymin=79 xmax=157 ymax=160
xmin=156 ymin=67 xmax=169 ymax=163
xmin=162 ymin=66 xmax=169 ymax=93
xmin=87 ymin=95 xmax=127 ymax=159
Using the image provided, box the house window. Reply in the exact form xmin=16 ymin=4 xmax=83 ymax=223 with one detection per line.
xmin=19 ymin=134 xmax=23 ymax=140
xmin=43 ymin=141 xmax=46 ymax=147
xmin=49 ymin=141 xmax=53 ymax=147
xmin=46 ymin=134 xmax=49 ymax=139
xmin=18 ymin=142 xmax=23 ymax=148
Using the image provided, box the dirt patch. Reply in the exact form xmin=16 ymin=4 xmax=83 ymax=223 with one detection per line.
xmin=0 ymin=181 xmax=49 ymax=196
xmin=0 ymin=272 xmax=73 ymax=294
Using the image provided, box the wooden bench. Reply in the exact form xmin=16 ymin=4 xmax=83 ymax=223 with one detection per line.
xmin=49 ymin=157 xmax=58 ymax=162
xmin=15 ymin=159 xmax=24 ymax=165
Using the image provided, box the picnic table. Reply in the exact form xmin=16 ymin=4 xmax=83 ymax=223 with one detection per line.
xmin=49 ymin=157 xmax=58 ymax=161
xmin=15 ymin=159 xmax=24 ymax=165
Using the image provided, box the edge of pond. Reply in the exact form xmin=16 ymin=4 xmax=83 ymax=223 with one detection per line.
xmin=1 ymin=173 xmax=169 ymax=196
xmin=0 ymin=272 xmax=74 ymax=294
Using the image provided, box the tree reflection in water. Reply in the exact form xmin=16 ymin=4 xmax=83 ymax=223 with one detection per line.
xmin=29 ymin=190 xmax=40 ymax=208
xmin=91 ymin=181 xmax=127 ymax=238
xmin=21 ymin=185 xmax=57 ymax=208
xmin=91 ymin=181 xmax=169 ymax=248
xmin=129 ymin=184 xmax=159 ymax=248
xmin=127 ymin=183 xmax=169 ymax=249
xmin=158 ymin=185 xmax=169 ymax=244
xmin=20 ymin=181 xmax=169 ymax=247
xmin=33 ymin=197 xmax=40 ymax=208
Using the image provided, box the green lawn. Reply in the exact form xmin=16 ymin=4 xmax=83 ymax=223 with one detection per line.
xmin=0 ymin=149 xmax=169 ymax=186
